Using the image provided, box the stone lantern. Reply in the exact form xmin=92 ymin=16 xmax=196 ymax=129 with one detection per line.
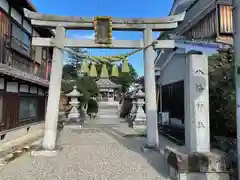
xmin=66 ymin=85 xmax=82 ymax=123
xmin=130 ymin=92 xmax=137 ymax=114
xmin=133 ymin=87 xmax=146 ymax=130
xmin=127 ymin=91 xmax=137 ymax=127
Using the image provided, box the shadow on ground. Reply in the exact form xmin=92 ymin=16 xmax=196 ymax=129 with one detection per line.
xmin=101 ymin=126 xmax=169 ymax=179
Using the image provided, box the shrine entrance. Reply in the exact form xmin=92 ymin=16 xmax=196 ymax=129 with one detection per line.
xmin=96 ymin=78 xmax=121 ymax=102
xmin=23 ymin=9 xmax=186 ymax=150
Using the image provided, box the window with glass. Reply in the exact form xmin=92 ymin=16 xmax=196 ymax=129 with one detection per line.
xmin=19 ymin=97 xmax=37 ymax=121
xmin=11 ymin=22 xmax=31 ymax=55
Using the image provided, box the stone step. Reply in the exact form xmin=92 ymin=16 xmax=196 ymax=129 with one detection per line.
xmin=99 ymin=114 xmax=119 ymax=119
xmin=98 ymin=111 xmax=118 ymax=114
xmin=99 ymin=110 xmax=118 ymax=112
xmin=99 ymin=110 xmax=118 ymax=113
xmin=99 ymin=113 xmax=118 ymax=116
xmin=98 ymin=107 xmax=119 ymax=117
xmin=99 ymin=108 xmax=118 ymax=111
xmin=98 ymin=105 xmax=119 ymax=109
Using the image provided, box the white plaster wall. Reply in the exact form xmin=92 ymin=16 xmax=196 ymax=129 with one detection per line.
xmin=30 ymin=86 xmax=38 ymax=94
xmin=11 ymin=8 xmax=22 ymax=24
xmin=35 ymin=46 xmax=42 ymax=64
xmin=19 ymin=84 xmax=29 ymax=92
xmin=33 ymin=29 xmax=42 ymax=64
xmin=161 ymin=54 xmax=186 ymax=86
xmin=0 ymin=0 xmax=9 ymax=12
xmin=155 ymin=48 xmax=175 ymax=68
xmin=6 ymin=82 xmax=18 ymax=93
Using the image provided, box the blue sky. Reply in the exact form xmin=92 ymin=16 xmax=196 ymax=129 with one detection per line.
xmin=31 ymin=0 xmax=174 ymax=76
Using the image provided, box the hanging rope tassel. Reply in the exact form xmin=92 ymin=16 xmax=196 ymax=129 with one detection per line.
xmin=89 ymin=63 xmax=98 ymax=77
xmin=111 ymin=64 xmax=119 ymax=77
xmin=100 ymin=64 xmax=109 ymax=78
xmin=121 ymin=58 xmax=130 ymax=73
xmin=80 ymin=59 xmax=89 ymax=73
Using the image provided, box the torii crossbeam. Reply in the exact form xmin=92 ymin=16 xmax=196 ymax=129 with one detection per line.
xmin=23 ymin=9 xmax=185 ymax=152
xmin=24 ymin=9 xmax=185 ymax=31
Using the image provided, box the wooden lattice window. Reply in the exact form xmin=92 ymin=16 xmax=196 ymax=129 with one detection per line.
xmin=218 ymin=4 xmax=233 ymax=34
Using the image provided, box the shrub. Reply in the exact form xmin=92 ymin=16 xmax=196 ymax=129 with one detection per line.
xmin=87 ymin=99 xmax=99 ymax=114
xmin=208 ymin=48 xmax=236 ymax=137
xmin=120 ymin=97 xmax=133 ymax=118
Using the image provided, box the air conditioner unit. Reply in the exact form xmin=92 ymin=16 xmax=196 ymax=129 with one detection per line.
xmin=158 ymin=112 xmax=169 ymax=125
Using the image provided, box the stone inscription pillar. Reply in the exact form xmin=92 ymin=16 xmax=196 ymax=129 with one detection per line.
xmin=184 ymin=50 xmax=210 ymax=153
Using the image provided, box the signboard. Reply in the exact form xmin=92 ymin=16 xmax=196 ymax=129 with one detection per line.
xmin=94 ymin=16 xmax=112 ymax=44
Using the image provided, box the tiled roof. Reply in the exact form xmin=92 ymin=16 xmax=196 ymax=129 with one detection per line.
xmin=167 ymin=35 xmax=232 ymax=49
xmin=0 ymin=63 xmax=49 ymax=87
xmin=96 ymin=78 xmax=121 ymax=88
xmin=169 ymin=0 xmax=195 ymax=15
xmin=175 ymin=39 xmax=231 ymax=49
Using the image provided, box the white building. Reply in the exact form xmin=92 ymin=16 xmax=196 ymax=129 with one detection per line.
xmin=154 ymin=0 xmax=233 ymax=127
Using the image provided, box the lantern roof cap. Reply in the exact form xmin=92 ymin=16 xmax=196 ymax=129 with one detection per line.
xmin=66 ymin=85 xmax=82 ymax=97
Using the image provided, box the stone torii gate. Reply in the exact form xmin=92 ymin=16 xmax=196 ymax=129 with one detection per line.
xmin=23 ymin=9 xmax=185 ymax=151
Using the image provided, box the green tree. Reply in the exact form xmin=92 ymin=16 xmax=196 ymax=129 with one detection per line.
xmin=61 ymin=79 xmax=75 ymax=93
xmin=62 ymin=48 xmax=99 ymax=103
xmin=61 ymin=76 xmax=99 ymax=102
xmin=62 ymin=64 xmax=78 ymax=80
xmin=76 ymin=76 xmax=99 ymax=101
xmin=66 ymin=48 xmax=87 ymax=68
xmin=115 ymin=63 xmax=138 ymax=92
xmin=63 ymin=47 xmax=138 ymax=94
xmin=208 ymin=48 xmax=235 ymax=137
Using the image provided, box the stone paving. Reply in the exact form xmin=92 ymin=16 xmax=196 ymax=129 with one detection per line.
xmin=0 ymin=118 xmax=169 ymax=180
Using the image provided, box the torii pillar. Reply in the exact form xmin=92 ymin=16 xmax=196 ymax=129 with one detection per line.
xmin=143 ymin=26 xmax=159 ymax=147
xmin=42 ymin=26 xmax=65 ymax=150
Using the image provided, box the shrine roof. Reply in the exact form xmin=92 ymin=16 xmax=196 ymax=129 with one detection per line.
xmin=96 ymin=78 xmax=121 ymax=88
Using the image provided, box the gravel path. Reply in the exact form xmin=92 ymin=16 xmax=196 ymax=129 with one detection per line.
xmin=0 ymin=122 xmax=169 ymax=180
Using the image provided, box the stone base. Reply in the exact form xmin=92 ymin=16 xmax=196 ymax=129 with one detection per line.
xmin=67 ymin=117 xmax=81 ymax=122
xmin=164 ymin=148 xmax=230 ymax=180
xmin=133 ymin=124 xmax=146 ymax=131
xmin=68 ymin=109 xmax=80 ymax=118
xmin=133 ymin=119 xmax=147 ymax=131
xmin=170 ymin=170 xmax=229 ymax=180
xmin=140 ymin=144 xmax=159 ymax=153
xmin=64 ymin=119 xmax=82 ymax=125
xmin=30 ymin=149 xmax=59 ymax=157
xmin=64 ymin=124 xmax=82 ymax=129
xmin=63 ymin=121 xmax=82 ymax=129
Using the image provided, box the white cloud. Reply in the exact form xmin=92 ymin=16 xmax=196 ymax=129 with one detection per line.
xmin=71 ymin=32 xmax=116 ymax=40
xmin=81 ymin=33 xmax=95 ymax=39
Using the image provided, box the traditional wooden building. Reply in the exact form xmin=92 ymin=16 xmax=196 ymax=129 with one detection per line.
xmin=160 ymin=0 xmax=233 ymax=42
xmin=0 ymin=0 xmax=53 ymax=133
xmin=155 ymin=0 xmax=233 ymax=126
xmin=96 ymin=78 xmax=121 ymax=102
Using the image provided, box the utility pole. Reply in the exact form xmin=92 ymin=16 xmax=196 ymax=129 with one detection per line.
xmin=233 ymin=0 xmax=240 ymax=178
